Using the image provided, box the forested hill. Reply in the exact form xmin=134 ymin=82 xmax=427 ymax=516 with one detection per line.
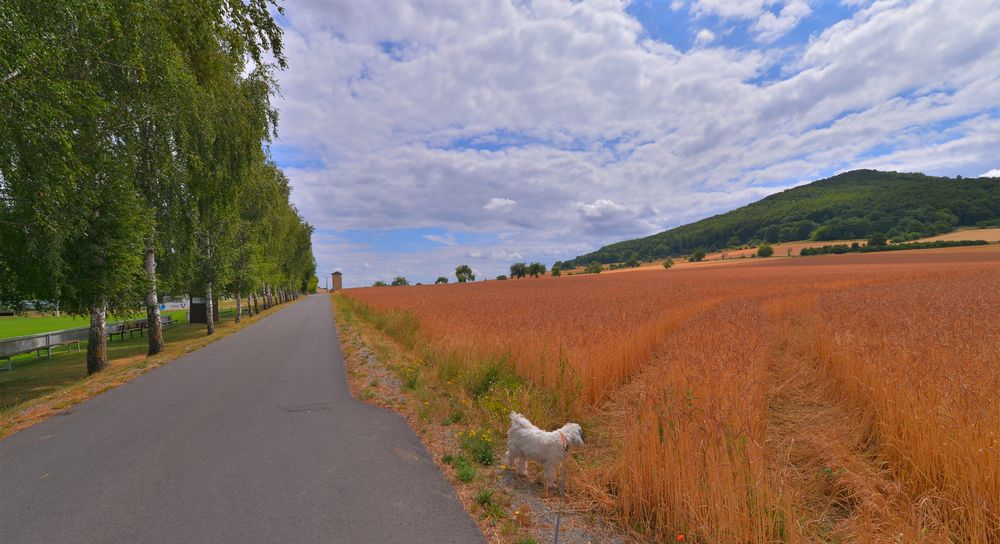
xmin=559 ymin=170 xmax=1000 ymax=267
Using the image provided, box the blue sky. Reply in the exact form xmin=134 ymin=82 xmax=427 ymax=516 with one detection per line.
xmin=270 ymin=0 xmax=1000 ymax=287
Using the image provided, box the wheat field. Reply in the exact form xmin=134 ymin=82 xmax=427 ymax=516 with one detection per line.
xmin=343 ymin=246 xmax=1000 ymax=543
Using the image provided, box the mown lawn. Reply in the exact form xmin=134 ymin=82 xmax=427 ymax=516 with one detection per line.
xmin=0 ymin=309 xmax=189 ymax=339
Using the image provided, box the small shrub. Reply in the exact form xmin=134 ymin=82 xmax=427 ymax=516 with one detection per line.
xmin=663 ymin=258 xmax=674 ymax=269
xmin=757 ymin=244 xmax=774 ymax=257
xmin=515 ymin=538 xmax=540 ymax=544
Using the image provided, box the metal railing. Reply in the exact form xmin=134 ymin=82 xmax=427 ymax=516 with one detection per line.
xmin=1 ymin=315 xmax=175 ymax=370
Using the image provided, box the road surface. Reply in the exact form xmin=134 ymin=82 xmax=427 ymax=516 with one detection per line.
xmin=0 ymin=295 xmax=485 ymax=543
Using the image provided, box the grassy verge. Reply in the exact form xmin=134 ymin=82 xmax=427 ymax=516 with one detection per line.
xmin=0 ymin=300 xmax=300 ymax=439
xmin=332 ymin=294 xmax=625 ymax=544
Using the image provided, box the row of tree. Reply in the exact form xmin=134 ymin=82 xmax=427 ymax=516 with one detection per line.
xmin=1 ymin=0 xmax=316 ymax=373
xmin=508 ymin=262 xmax=548 ymax=278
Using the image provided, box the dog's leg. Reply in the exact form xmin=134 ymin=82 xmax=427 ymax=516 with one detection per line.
xmin=542 ymin=462 xmax=556 ymax=497
xmin=517 ymin=455 xmax=528 ymax=477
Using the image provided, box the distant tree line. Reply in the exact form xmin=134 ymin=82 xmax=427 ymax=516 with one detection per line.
xmin=0 ymin=0 xmax=316 ymax=374
xmin=800 ymin=239 xmax=990 ymax=256
xmin=509 ymin=262 xmax=547 ymax=278
xmin=559 ymin=170 xmax=1000 ymax=268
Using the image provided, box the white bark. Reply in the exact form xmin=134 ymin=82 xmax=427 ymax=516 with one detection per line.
xmin=145 ymin=248 xmax=164 ymax=355
xmin=205 ymin=281 xmax=215 ymax=335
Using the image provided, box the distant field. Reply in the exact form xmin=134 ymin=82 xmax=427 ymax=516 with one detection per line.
xmin=342 ymin=245 xmax=1000 ymax=543
xmin=918 ymin=226 xmax=1000 ymax=242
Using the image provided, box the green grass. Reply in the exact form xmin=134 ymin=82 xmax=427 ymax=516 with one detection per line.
xmin=2 ymin=319 xmax=192 ymax=411
xmin=0 ymin=309 xmax=188 ymax=339
xmin=0 ymin=308 xmax=237 ymax=413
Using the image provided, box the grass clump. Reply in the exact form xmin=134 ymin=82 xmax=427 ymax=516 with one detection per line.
xmin=474 ymin=488 xmax=494 ymax=507
xmin=466 ymin=356 xmax=519 ymax=399
xmin=440 ymin=408 xmax=464 ymax=426
xmin=459 ymin=428 xmax=495 ymax=466
xmin=474 ymin=487 xmax=507 ymax=519
xmin=444 ymin=453 xmax=477 ymax=482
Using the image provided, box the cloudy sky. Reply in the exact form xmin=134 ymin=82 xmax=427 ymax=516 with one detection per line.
xmin=270 ymin=0 xmax=1000 ymax=287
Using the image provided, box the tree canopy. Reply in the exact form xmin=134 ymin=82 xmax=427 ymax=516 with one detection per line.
xmin=0 ymin=0 xmax=315 ymax=372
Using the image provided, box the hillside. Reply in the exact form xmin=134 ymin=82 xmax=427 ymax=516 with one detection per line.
xmin=559 ymin=170 xmax=1000 ymax=267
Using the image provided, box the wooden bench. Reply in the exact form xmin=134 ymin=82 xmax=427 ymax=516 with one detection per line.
xmin=110 ymin=320 xmax=146 ymax=342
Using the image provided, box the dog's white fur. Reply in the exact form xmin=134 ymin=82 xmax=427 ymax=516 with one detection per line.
xmin=503 ymin=411 xmax=585 ymax=495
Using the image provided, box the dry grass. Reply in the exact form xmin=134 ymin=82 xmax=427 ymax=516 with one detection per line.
xmin=342 ymin=245 xmax=1000 ymax=543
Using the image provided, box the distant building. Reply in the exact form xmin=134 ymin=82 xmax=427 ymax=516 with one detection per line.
xmin=332 ymin=271 xmax=343 ymax=292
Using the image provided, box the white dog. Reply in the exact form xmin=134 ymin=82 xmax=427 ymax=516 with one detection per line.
xmin=503 ymin=411 xmax=585 ymax=495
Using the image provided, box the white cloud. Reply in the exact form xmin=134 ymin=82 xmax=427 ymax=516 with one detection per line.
xmin=692 ymin=0 xmax=810 ymax=43
xmin=575 ymin=198 xmax=626 ymax=219
xmin=694 ymin=28 xmax=716 ymax=47
xmin=979 ymin=168 xmax=1000 ymax=178
xmin=276 ymin=0 xmax=1000 ymax=286
xmin=752 ymin=1 xmax=811 ymax=43
xmin=483 ymin=197 xmax=518 ymax=211
xmin=423 ymin=233 xmax=457 ymax=246
xmin=692 ymin=0 xmax=770 ymax=19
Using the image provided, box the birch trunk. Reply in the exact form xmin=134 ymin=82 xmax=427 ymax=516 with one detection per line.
xmin=246 ymin=293 xmax=254 ymax=317
xmin=145 ymin=247 xmax=164 ymax=355
xmin=205 ymin=281 xmax=215 ymax=335
xmin=235 ymin=290 xmax=242 ymax=323
xmin=252 ymin=291 xmax=259 ymax=314
xmin=87 ymin=301 xmax=108 ymax=374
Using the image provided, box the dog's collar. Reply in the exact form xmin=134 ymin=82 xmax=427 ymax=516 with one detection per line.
xmin=559 ymin=431 xmax=569 ymax=452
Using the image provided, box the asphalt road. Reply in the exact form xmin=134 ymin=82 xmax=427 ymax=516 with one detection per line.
xmin=0 ymin=295 xmax=485 ymax=543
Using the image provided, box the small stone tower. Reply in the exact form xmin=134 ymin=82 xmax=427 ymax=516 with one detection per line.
xmin=331 ymin=271 xmax=343 ymax=292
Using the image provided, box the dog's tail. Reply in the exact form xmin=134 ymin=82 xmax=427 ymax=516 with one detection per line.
xmin=509 ymin=411 xmax=532 ymax=429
